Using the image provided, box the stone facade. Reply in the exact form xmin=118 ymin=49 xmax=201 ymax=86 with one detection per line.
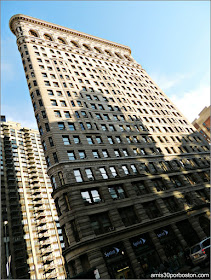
xmin=9 ymin=14 xmax=210 ymax=279
xmin=192 ymin=106 xmax=210 ymax=143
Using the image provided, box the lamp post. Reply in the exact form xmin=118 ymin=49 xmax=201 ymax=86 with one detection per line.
xmin=4 ymin=221 xmax=12 ymax=279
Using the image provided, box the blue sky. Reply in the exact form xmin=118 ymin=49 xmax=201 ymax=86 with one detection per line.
xmin=1 ymin=1 xmax=210 ymax=129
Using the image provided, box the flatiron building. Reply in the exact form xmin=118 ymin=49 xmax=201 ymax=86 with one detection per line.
xmin=9 ymin=14 xmax=210 ymax=279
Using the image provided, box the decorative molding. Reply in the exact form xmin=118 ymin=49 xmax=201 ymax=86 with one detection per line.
xmin=9 ymin=14 xmax=131 ymax=54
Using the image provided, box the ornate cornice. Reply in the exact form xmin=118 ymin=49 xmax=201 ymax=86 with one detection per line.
xmin=9 ymin=14 xmax=131 ymax=54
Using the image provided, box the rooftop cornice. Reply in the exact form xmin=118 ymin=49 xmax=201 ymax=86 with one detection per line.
xmin=9 ymin=14 xmax=131 ymax=54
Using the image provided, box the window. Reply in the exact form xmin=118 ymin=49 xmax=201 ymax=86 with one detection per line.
xmin=90 ymin=212 xmax=112 ymax=235
xmin=67 ymin=151 xmax=76 ymax=160
xmin=64 ymin=111 xmax=71 ymax=118
xmin=107 ymin=136 xmax=114 ymax=144
xmin=99 ymin=167 xmax=108 ymax=179
xmin=114 ymin=149 xmax=121 ymax=157
xmin=109 ymin=166 xmax=118 ymax=177
xmin=96 ymin=136 xmax=103 ymax=144
xmin=148 ymin=162 xmax=157 ymax=173
xmin=58 ymin=171 xmax=65 ymax=185
xmin=41 ymin=111 xmax=47 ymax=118
xmin=85 ymin=168 xmax=94 ymax=180
xmin=53 ymin=152 xmax=59 ymax=163
xmin=140 ymin=148 xmax=147 ymax=155
xmin=44 ymin=34 xmax=53 ymax=41
xmin=63 ymin=136 xmax=70 ymax=145
xmin=29 ymin=30 xmax=38 ymax=37
xmin=80 ymin=122 xmax=85 ymax=130
xmin=58 ymin=37 xmax=66 ymax=44
xmin=68 ymin=123 xmax=75 ymax=131
xmin=51 ymin=99 xmax=57 ymax=106
xmin=46 ymin=156 xmax=51 ymax=167
xmin=70 ymin=220 xmax=80 ymax=242
xmin=74 ymin=169 xmax=83 ymax=182
xmin=79 ymin=150 xmax=86 ymax=159
xmin=185 ymin=174 xmax=197 ymax=185
xmin=101 ymin=124 xmax=107 ymax=131
xmin=58 ymin=122 xmax=65 ymax=130
xmin=60 ymin=101 xmax=67 ymax=107
xmin=51 ymin=175 xmax=57 ymax=189
xmin=170 ymin=176 xmax=182 ymax=188
xmin=152 ymin=178 xmax=167 ymax=192
xmin=92 ymin=150 xmax=100 ymax=158
xmin=81 ymin=111 xmax=88 ymax=118
xmin=102 ymin=150 xmax=109 ymax=158
xmin=143 ymin=201 xmax=162 ymax=219
xmin=109 ymin=125 xmax=115 ymax=131
xmin=132 ymin=181 xmax=148 ymax=195
xmin=131 ymin=164 xmax=138 ymax=173
xmin=81 ymin=189 xmax=101 ymax=205
xmin=96 ymin=113 xmax=102 ymax=120
xmin=122 ymin=165 xmax=129 ymax=175
xmin=118 ymin=206 xmax=138 ymax=226
xmin=45 ymin=123 xmax=50 ymax=132
xmin=115 ymin=136 xmax=122 ymax=143
xmin=48 ymin=137 xmax=54 ymax=147
xmin=108 ymin=185 xmax=126 ymax=200
xmin=73 ymin=136 xmax=80 ymax=144
xmin=163 ymin=197 xmax=180 ymax=213
xmin=63 ymin=193 xmax=71 ymax=211
xmin=87 ymin=137 xmax=94 ymax=145
xmin=42 ymin=140 xmax=47 ymax=151
xmin=55 ymin=110 xmax=61 ymax=118
xmin=122 ymin=149 xmax=129 ymax=157
xmin=86 ymin=122 xmax=93 ymax=130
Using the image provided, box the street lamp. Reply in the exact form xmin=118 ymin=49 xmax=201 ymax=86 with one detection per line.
xmin=4 ymin=221 xmax=12 ymax=279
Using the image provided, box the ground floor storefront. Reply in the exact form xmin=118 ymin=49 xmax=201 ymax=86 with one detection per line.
xmin=67 ymin=214 xmax=210 ymax=279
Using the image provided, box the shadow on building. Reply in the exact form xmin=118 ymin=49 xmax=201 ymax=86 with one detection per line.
xmin=36 ymin=87 xmax=211 ymax=279
xmin=1 ymin=131 xmax=30 ymax=279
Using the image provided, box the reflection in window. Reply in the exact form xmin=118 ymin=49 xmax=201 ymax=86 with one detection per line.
xmin=81 ymin=189 xmax=101 ymax=205
xmin=99 ymin=167 xmax=108 ymax=179
xmin=108 ymin=185 xmax=126 ymax=200
xmin=74 ymin=169 xmax=83 ymax=182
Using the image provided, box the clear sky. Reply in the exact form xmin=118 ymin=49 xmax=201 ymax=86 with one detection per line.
xmin=1 ymin=1 xmax=210 ymax=129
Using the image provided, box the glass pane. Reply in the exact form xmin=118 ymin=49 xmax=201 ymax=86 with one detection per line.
xmin=108 ymin=187 xmax=118 ymax=199
xmin=81 ymin=191 xmax=91 ymax=204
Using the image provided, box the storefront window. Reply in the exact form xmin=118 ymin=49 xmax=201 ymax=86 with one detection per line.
xmin=155 ymin=226 xmax=185 ymax=271
xmin=130 ymin=233 xmax=160 ymax=278
xmin=102 ymin=242 xmax=135 ymax=279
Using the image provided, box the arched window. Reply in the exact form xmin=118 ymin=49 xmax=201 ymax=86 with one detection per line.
xmin=94 ymin=47 xmax=102 ymax=54
xmin=29 ymin=30 xmax=38 ymax=37
xmin=105 ymin=49 xmax=112 ymax=56
xmin=115 ymin=52 xmax=123 ymax=59
xmin=58 ymin=37 xmax=66 ymax=44
xmin=70 ymin=41 xmax=79 ymax=48
xmin=83 ymin=44 xmax=91 ymax=51
xmin=44 ymin=34 xmax=53 ymax=41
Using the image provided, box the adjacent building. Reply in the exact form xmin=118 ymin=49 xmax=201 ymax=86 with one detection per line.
xmin=192 ymin=106 xmax=210 ymax=143
xmin=1 ymin=117 xmax=66 ymax=279
xmin=9 ymin=14 xmax=210 ymax=279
